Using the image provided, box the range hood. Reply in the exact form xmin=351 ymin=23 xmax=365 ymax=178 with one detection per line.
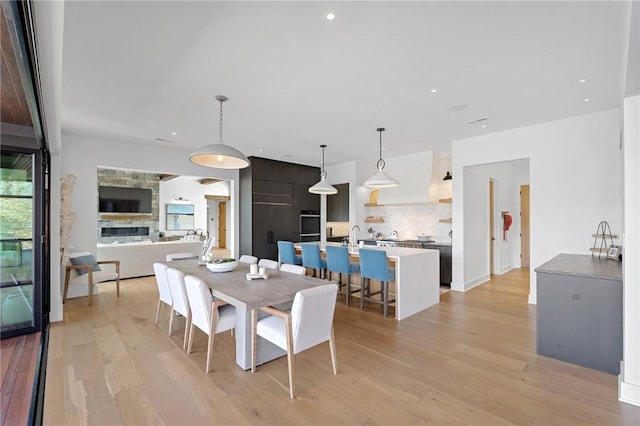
xmin=375 ymin=150 xmax=442 ymax=204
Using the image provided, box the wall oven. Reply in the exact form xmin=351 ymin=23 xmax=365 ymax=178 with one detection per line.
xmin=300 ymin=210 xmax=320 ymax=242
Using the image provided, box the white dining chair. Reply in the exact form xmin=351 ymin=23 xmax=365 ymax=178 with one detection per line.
xmin=184 ymin=275 xmax=236 ymax=373
xmin=166 ymin=267 xmax=191 ymax=350
xmin=258 ymin=259 xmax=279 ymax=270
xmin=153 ymin=262 xmax=173 ymax=334
xmin=239 ymin=255 xmax=258 ymax=265
xmin=251 ymin=283 xmax=339 ymax=398
xmin=280 ymin=263 xmax=306 ymax=275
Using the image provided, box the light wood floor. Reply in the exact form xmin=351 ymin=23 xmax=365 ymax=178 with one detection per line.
xmin=44 ymin=269 xmax=640 ymax=425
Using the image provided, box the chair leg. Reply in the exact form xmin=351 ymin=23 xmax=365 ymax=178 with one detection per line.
xmin=63 ymin=269 xmax=71 ymax=304
xmin=116 ymin=276 xmax=120 ymax=298
xmin=87 ymin=271 xmax=93 ymax=306
xmin=285 ymin=315 xmax=295 ymax=399
xmin=206 ymin=301 xmax=219 ymax=373
xmin=187 ymin=323 xmax=195 ymax=354
xmin=182 ymin=312 xmax=191 ymax=351
xmin=168 ymin=308 xmax=175 ymax=336
xmin=360 ymin=278 xmax=366 ymax=311
xmin=155 ymin=299 xmax=162 ymax=325
xmin=383 ymin=281 xmax=388 ymax=319
xmin=345 ymin=274 xmax=350 ymax=307
xmin=206 ymin=331 xmax=216 ymax=373
xmin=251 ymin=309 xmax=257 ymax=373
xmin=329 ymin=326 xmax=338 ymax=375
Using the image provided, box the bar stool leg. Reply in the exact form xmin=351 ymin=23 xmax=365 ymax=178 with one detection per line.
xmin=383 ymin=281 xmax=388 ymax=319
xmin=345 ymin=274 xmax=350 ymax=307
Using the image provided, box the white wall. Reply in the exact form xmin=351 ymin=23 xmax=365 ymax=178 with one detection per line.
xmin=452 ymin=109 xmax=623 ymax=301
xmin=159 ymin=178 xmax=229 ymax=237
xmin=621 ymin=95 xmax=640 ymax=406
xmin=57 ymin=132 xmax=240 ymax=317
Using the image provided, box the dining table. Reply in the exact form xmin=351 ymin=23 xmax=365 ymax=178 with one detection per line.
xmin=169 ymin=259 xmax=329 ymax=370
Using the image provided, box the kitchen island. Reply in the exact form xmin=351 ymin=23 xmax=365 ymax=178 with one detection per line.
xmin=295 ymin=242 xmax=440 ymax=320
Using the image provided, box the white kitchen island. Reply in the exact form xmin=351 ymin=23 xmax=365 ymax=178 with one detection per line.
xmin=295 ymin=242 xmax=440 ymax=320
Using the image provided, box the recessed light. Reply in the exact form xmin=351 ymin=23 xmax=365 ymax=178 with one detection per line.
xmin=326 ymin=13 xmax=335 ymax=20
xmin=584 ymin=98 xmax=590 ymax=102
xmin=481 ymin=124 xmax=487 ymax=128
xmin=579 ymin=79 xmax=587 ymax=83
xmin=258 ymin=148 xmax=263 ymax=152
xmin=431 ymin=88 xmax=438 ymax=93
xmin=171 ymin=132 xmax=177 ymax=135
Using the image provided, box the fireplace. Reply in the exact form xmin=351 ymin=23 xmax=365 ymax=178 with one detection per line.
xmin=101 ymin=227 xmax=149 ymax=237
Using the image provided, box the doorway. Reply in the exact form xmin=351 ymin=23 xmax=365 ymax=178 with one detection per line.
xmin=520 ymin=185 xmax=530 ymax=268
xmin=489 ymin=179 xmax=496 ymax=275
xmin=218 ymin=201 xmax=227 ymax=248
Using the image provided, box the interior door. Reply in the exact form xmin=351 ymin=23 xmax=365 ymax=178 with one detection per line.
xmin=520 ymin=185 xmax=530 ymax=268
xmin=489 ymin=179 xmax=495 ymax=275
xmin=218 ymin=201 xmax=226 ymax=248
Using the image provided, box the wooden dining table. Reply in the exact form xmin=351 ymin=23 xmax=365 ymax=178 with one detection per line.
xmin=169 ymin=259 xmax=329 ymax=370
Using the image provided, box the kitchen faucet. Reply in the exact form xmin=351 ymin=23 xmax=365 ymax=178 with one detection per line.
xmin=350 ymin=225 xmax=361 ymax=248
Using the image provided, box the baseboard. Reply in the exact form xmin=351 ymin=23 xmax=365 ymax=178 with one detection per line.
xmin=465 ymin=274 xmax=490 ymax=291
xmin=499 ymin=264 xmax=514 ymax=274
xmin=619 ymin=362 xmax=640 ymax=407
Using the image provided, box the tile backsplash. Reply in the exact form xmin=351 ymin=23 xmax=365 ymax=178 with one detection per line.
xmin=363 ymin=202 xmax=452 ymax=242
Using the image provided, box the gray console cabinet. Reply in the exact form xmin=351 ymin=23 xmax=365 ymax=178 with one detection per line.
xmin=535 ymin=254 xmax=622 ymax=375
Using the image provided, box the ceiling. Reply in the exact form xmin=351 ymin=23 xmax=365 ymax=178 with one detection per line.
xmin=59 ymin=1 xmax=636 ymax=168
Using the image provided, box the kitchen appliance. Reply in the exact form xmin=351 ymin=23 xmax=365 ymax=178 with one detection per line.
xmin=376 ymin=239 xmax=437 ymax=248
xmin=300 ymin=210 xmax=320 ymax=242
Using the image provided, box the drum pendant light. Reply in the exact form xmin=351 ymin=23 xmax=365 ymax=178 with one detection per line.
xmin=189 ymin=95 xmax=250 ymax=169
xmin=363 ymin=128 xmax=398 ymax=188
xmin=309 ymin=145 xmax=338 ymax=195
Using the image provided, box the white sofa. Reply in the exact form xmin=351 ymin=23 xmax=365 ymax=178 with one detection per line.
xmin=97 ymin=240 xmax=205 ymax=279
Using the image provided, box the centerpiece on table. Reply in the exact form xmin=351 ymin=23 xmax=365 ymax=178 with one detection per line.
xmin=206 ymin=257 xmax=238 ymax=273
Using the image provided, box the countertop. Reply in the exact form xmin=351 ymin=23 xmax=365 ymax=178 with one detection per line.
xmin=357 ymin=239 xmax=452 ymax=246
xmin=295 ymin=241 xmax=437 ymax=259
xmin=535 ymin=253 xmax=622 ymax=281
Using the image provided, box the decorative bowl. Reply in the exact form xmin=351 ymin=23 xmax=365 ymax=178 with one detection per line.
xmin=206 ymin=260 xmax=238 ymax=273
xmin=417 ymin=234 xmax=432 ymax=242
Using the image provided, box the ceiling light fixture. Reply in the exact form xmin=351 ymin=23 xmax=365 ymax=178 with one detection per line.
xmin=584 ymin=98 xmax=590 ymax=102
xmin=189 ymin=95 xmax=250 ymax=169
xmin=308 ymin=145 xmax=337 ymax=195
xmin=363 ymin=128 xmax=398 ymax=189
xmin=326 ymin=13 xmax=335 ymax=20
xmin=431 ymin=88 xmax=438 ymax=93
xmin=579 ymin=78 xmax=587 ymax=83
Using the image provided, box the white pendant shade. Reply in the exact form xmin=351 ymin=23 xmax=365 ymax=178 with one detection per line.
xmin=309 ymin=144 xmax=337 ymax=195
xmin=309 ymin=177 xmax=338 ymax=194
xmin=363 ymin=168 xmax=398 ymax=188
xmin=189 ymin=143 xmax=250 ymax=169
xmin=364 ymin=127 xmax=398 ymax=188
xmin=189 ymin=94 xmax=250 ymax=169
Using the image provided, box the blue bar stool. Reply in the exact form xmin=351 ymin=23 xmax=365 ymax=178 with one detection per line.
xmin=358 ymin=248 xmax=396 ymax=318
xmin=277 ymin=241 xmax=302 ymax=265
xmin=326 ymin=245 xmax=360 ymax=306
xmin=301 ymin=243 xmax=327 ymax=279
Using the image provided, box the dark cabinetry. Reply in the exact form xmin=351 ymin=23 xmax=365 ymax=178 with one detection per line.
xmin=327 ymin=183 xmax=349 ymax=222
xmin=429 ymin=244 xmax=452 ymax=286
xmin=240 ymin=157 xmax=319 ymax=260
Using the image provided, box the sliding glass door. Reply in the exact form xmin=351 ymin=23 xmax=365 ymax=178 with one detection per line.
xmin=0 ymin=148 xmax=43 ymax=336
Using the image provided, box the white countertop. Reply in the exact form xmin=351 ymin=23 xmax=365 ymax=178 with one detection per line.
xmin=297 ymin=241 xmax=436 ymax=259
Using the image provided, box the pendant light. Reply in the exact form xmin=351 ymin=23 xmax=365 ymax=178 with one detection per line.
xmin=363 ymin=127 xmax=398 ymax=188
xmin=189 ymin=95 xmax=250 ymax=169
xmin=309 ymin=145 xmax=338 ymax=195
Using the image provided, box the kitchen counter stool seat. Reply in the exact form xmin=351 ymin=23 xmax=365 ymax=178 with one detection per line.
xmin=325 ymin=245 xmax=360 ymax=306
xmin=277 ymin=241 xmax=302 ymax=265
xmin=301 ymin=243 xmax=327 ymax=279
xmin=358 ymin=249 xmax=396 ymax=318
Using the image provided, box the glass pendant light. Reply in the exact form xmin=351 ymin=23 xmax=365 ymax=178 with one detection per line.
xmin=363 ymin=127 xmax=398 ymax=188
xmin=189 ymin=95 xmax=250 ymax=169
xmin=309 ymin=144 xmax=338 ymax=195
